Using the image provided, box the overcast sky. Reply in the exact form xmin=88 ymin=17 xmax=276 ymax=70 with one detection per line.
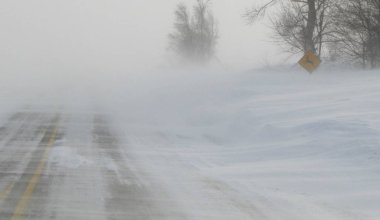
xmin=0 ymin=0 xmax=290 ymax=75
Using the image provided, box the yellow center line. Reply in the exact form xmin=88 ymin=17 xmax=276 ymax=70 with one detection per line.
xmin=0 ymin=182 xmax=15 ymax=201
xmin=10 ymin=120 xmax=59 ymax=220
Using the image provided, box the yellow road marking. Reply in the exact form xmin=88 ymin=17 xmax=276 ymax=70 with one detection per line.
xmin=0 ymin=182 xmax=15 ymax=201
xmin=10 ymin=120 xmax=59 ymax=220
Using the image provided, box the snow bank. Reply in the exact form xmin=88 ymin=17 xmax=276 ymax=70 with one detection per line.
xmin=105 ymin=67 xmax=380 ymax=219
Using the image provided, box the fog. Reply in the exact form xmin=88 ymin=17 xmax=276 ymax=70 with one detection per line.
xmin=1 ymin=2 xmax=380 ymax=219
xmin=0 ymin=0 xmax=285 ymax=78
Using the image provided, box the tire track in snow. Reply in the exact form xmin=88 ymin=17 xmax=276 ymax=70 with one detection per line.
xmin=0 ymin=113 xmax=60 ymax=219
xmin=0 ymin=112 xmax=50 ymax=183
xmin=92 ymin=115 xmax=160 ymax=220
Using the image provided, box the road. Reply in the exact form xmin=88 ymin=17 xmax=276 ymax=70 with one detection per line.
xmin=0 ymin=111 xmax=182 ymax=220
xmin=2 ymin=109 xmax=369 ymax=220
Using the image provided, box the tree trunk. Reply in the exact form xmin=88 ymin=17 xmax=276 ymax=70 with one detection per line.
xmin=305 ymin=0 xmax=317 ymax=53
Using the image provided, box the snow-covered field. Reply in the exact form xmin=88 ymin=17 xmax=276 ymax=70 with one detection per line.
xmin=104 ymin=68 xmax=380 ymax=219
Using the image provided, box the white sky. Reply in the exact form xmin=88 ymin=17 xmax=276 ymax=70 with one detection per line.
xmin=0 ymin=0 xmax=290 ymax=75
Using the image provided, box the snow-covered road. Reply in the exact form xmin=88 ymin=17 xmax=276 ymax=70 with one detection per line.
xmin=0 ymin=111 xmax=184 ymax=219
xmin=0 ymin=110 xmax=267 ymax=220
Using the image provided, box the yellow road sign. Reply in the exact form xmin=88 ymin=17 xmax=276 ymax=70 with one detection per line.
xmin=298 ymin=50 xmax=321 ymax=73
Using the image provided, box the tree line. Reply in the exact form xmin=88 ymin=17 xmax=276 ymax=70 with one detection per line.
xmin=169 ymin=0 xmax=380 ymax=69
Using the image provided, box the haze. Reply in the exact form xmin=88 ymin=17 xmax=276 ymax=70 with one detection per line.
xmin=1 ymin=1 xmax=379 ymax=220
xmin=0 ymin=0 xmax=282 ymax=76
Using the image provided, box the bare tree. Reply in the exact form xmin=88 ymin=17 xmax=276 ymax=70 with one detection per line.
xmin=169 ymin=0 xmax=218 ymax=64
xmin=169 ymin=4 xmax=194 ymax=61
xmin=245 ymin=0 xmax=332 ymax=57
xmin=330 ymin=0 xmax=380 ymax=68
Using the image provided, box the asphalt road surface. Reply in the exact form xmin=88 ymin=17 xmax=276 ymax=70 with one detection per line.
xmin=0 ymin=111 xmax=180 ymax=220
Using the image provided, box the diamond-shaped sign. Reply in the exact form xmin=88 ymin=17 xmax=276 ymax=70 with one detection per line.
xmin=298 ymin=50 xmax=321 ymax=73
